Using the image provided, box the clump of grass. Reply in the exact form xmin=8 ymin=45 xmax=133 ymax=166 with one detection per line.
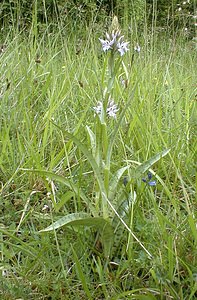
xmin=0 ymin=13 xmax=196 ymax=300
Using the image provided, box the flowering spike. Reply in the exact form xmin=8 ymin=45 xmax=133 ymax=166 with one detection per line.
xmin=99 ymin=31 xmax=129 ymax=56
xmin=110 ymin=16 xmax=120 ymax=33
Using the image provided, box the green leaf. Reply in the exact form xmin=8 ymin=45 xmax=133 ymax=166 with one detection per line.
xmin=101 ymin=221 xmax=114 ymax=258
xmin=108 ymin=165 xmax=129 ymax=201
xmin=135 ymin=148 xmax=171 ymax=178
xmin=131 ymin=295 xmax=157 ymax=300
xmin=86 ymin=125 xmax=96 ymax=155
xmin=39 ymin=212 xmax=111 ymax=232
xmin=122 ymin=61 xmax=129 ymax=80
xmin=25 ymin=169 xmax=97 ymax=216
xmin=188 ymin=214 xmax=197 ymax=244
xmin=55 ymin=191 xmax=75 ymax=212
xmin=113 ymin=190 xmax=136 ymax=222
xmin=40 ymin=213 xmax=114 ymax=257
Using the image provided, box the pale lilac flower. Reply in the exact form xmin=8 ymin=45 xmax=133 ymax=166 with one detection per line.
xmin=106 ymin=100 xmax=119 ymax=118
xmin=99 ymin=31 xmax=129 ymax=56
xmin=98 ymin=31 xmax=119 ymax=52
xmin=117 ymin=41 xmax=130 ymax=56
xmin=93 ymin=101 xmax=102 ymax=115
xmin=93 ymin=99 xmax=119 ymax=119
xmin=98 ymin=38 xmax=113 ymax=52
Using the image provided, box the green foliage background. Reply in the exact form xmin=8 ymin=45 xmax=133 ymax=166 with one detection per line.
xmin=0 ymin=0 xmax=196 ymax=34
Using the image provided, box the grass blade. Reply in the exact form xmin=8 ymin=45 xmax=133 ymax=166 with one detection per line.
xmin=71 ymin=246 xmax=93 ymax=300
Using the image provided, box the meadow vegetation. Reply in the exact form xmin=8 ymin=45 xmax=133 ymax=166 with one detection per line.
xmin=0 ymin=1 xmax=196 ymax=299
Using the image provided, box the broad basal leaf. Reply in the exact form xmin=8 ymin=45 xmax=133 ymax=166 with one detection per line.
xmin=40 ymin=212 xmax=114 ymax=258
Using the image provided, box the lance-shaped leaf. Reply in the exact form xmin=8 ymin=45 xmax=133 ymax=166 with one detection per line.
xmin=39 ymin=212 xmax=114 ymax=258
xmin=134 ymin=148 xmax=171 ymax=179
xmin=39 ymin=213 xmax=110 ymax=231
xmin=86 ymin=125 xmax=96 ymax=155
xmin=108 ymin=165 xmax=129 ymax=201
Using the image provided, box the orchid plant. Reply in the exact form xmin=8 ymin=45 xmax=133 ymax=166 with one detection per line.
xmin=37 ymin=17 xmax=170 ymax=261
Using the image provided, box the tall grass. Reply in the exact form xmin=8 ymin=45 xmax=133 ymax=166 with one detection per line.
xmin=0 ymin=10 xmax=196 ymax=299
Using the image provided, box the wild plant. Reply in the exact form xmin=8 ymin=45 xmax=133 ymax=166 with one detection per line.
xmin=35 ymin=17 xmax=170 ymax=261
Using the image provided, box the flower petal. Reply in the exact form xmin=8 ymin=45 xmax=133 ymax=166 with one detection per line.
xmin=148 ymin=181 xmax=157 ymax=186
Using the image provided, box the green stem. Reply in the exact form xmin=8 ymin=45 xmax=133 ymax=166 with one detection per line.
xmin=107 ymin=51 xmax=116 ymax=93
xmin=102 ymin=120 xmax=109 ymax=199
